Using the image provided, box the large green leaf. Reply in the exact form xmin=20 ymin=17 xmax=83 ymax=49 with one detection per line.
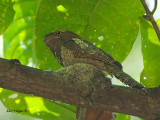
xmin=0 ymin=0 xmax=15 ymax=35
xmin=3 ymin=0 xmax=38 ymax=65
xmin=140 ymin=18 xmax=160 ymax=87
xmin=35 ymin=0 xmax=144 ymax=70
xmin=0 ymin=88 xmax=76 ymax=120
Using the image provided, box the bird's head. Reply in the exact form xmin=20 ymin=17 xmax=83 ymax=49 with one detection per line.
xmin=44 ymin=30 xmax=80 ymax=47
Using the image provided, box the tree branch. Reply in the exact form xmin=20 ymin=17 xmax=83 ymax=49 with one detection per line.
xmin=0 ymin=58 xmax=160 ymax=120
xmin=141 ymin=0 xmax=160 ymax=41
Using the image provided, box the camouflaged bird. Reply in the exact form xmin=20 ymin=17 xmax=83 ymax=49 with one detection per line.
xmin=44 ymin=30 xmax=144 ymax=89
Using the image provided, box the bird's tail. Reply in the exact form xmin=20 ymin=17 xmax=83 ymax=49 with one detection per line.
xmin=105 ymin=63 xmax=144 ymax=89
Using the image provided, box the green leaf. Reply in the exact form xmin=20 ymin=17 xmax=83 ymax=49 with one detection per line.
xmin=3 ymin=0 xmax=38 ymax=65
xmin=35 ymin=0 xmax=144 ymax=70
xmin=0 ymin=0 xmax=15 ymax=35
xmin=115 ymin=113 xmax=131 ymax=120
xmin=140 ymin=18 xmax=160 ymax=87
xmin=0 ymin=88 xmax=76 ymax=120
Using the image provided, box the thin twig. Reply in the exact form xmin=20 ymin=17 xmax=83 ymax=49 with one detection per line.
xmin=151 ymin=0 xmax=157 ymax=15
xmin=141 ymin=0 xmax=160 ymax=42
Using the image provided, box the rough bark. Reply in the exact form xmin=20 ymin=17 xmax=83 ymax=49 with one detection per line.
xmin=0 ymin=58 xmax=160 ymax=120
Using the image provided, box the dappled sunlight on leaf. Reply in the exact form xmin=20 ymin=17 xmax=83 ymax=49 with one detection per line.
xmin=57 ymin=5 xmax=67 ymax=13
xmin=15 ymin=99 xmax=21 ymax=104
xmin=25 ymin=96 xmax=60 ymax=117
xmin=57 ymin=5 xmax=69 ymax=16
xmin=0 ymin=88 xmax=2 ymax=93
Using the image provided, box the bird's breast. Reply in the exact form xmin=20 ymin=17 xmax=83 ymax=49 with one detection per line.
xmin=60 ymin=46 xmax=75 ymax=67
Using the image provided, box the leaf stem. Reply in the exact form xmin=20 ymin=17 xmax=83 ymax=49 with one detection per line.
xmin=141 ymin=0 xmax=160 ymax=42
xmin=151 ymin=0 xmax=157 ymax=15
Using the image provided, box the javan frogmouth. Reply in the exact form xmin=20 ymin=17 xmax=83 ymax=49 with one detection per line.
xmin=44 ymin=30 xmax=145 ymax=120
xmin=44 ymin=29 xmax=144 ymax=89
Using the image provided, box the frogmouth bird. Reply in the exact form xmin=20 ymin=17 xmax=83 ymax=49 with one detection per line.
xmin=44 ymin=30 xmax=122 ymax=75
xmin=44 ymin=29 xmax=144 ymax=89
xmin=44 ymin=29 xmax=146 ymax=120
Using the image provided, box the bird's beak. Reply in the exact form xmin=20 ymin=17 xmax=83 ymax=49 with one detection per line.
xmin=44 ymin=32 xmax=53 ymax=45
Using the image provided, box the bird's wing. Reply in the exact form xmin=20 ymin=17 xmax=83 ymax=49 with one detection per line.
xmin=71 ymin=38 xmax=115 ymax=64
xmin=60 ymin=38 xmax=122 ymax=76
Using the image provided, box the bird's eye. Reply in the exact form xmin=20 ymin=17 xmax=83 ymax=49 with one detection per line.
xmin=57 ymin=31 xmax=62 ymax=35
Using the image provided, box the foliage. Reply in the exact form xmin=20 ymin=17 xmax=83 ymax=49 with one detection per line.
xmin=0 ymin=0 xmax=160 ymax=120
xmin=0 ymin=0 xmax=15 ymax=35
xmin=140 ymin=18 xmax=160 ymax=87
